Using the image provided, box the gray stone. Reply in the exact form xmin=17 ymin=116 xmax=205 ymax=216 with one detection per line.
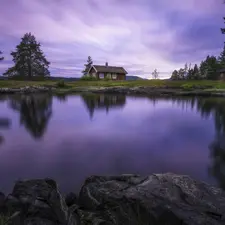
xmin=78 ymin=173 xmax=225 ymax=225
xmin=5 ymin=178 xmax=78 ymax=225
xmin=65 ymin=192 xmax=78 ymax=207
xmin=0 ymin=191 xmax=5 ymax=210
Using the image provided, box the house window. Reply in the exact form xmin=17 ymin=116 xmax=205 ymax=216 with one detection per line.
xmin=107 ymin=73 xmax=111 ymax=79
xmin=99 ymin=73 xmax=104 ymax=79
xmin=112 ymin=74 xmax=117 ymax=80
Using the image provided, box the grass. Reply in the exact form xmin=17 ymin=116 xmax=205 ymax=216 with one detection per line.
xmin=1 ymin=79 xmax=225 ymax=91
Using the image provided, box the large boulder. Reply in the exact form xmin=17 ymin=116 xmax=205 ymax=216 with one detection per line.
xmin=4 ymin=178 xmax=78 ymax=225
xmin=78 ymin=173 xmax=225 ymax=225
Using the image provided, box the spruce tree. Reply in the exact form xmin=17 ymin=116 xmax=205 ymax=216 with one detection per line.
xmin=218 ymin=44 xmax=225 ymax=68
xmin=4 ymin=33 xmax=50 ymax=78
xmin=199 ymin=60 xmax=208 ymax=79
xmin=178 ymin=68 xmax=185 ymax=80
xmin=0 ymin=51 xmax=4 ymax=61
xmin=202 ymin=56 xmax=220 ymax=80
xmin=170 ymin=70 xmax=179 ymax=80
xmin=193 ymin=64 xmax=200 ymax=79
xmin=221 ymin=17 xmax=225 ymax=35
xmin=82 ymin=56 xmax=93 ymax=76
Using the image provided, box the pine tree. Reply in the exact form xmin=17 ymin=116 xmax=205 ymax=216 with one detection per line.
xmin=3 ymin=33 xmax=50 ymax=78
xmin=193 ymin=64 xmax=200 ymax=79
xmin=199 ymin=60 xmax=208 ymax=79
xmin=0 ymin=51 xmax=4 ymax=61
xmin=82 ymin=56 xmax=93 ymax=76
xmin=221 ymin=17 xmax=225 ymax=35
xmin=170 ymin=70 xmax=179 ymax=80
xmin=218 ymin=44 xmax=225 ymax=68
xmin=202 ymin=56 xmax=220 ymax=80
xmin=178 ymin=68 xmax=185 ymax=80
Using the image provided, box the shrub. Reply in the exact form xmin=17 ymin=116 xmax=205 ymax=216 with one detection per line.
xmin=181 ymin=83 xmax=194 ymax=90
xmin=56 ymin=79 xmax=66 ymax=88
xmin=104 ymin=77 xmax=111 ymax=81
xmin=80 ymin=76 xmax=98 ymax=81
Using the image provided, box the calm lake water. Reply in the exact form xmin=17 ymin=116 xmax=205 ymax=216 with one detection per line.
xmin=0 ymin=93 xmax=224 ymax=194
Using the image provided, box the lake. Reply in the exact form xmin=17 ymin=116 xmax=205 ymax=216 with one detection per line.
xmin=0 ymin=93 xmax=224 ymax=194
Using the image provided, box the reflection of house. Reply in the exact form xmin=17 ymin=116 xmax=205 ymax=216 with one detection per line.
xmin=88 ymin=62 xmax=127 ymax=80
xmin=218 ymin=68 xmax=225 ymax=80
xmin=81 ymin=94 xmax=126 ymax=119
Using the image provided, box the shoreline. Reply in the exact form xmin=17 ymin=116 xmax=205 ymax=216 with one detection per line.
xmin=1 ymin=85 xmax=225 ymax=97
xmin=0 ymin=173 xmax=224 ymax=225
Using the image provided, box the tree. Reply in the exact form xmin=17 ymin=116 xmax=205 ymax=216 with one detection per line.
xmin=218 ymin=44 xmax=225 ymax=68
xmin=187 ymin=68 xmax=195 ymax=80
xmin=170 ymin=70 xmax=179 ymax=80
xmin=4 ymin=32 xmax=50 ymax=78
xmin=199 ymin=55 xmax=220 ymax=80
xmin=151 ymin=69 xmax=159 ymax=79
xmin=82 ymin=56 xmax=93 ymax=76
xmin=193 ymin=64 xmax=200 ymax=79
xmin=199 ymin=60 xmax=208 ymax=79
xmin=221 ymin=17 xmax=225 ymax=36
xmin=0 ymin=51 xmax=4 ymax=61
xmin=184 ymin=63 xmax=188 ymax=79
xmin=178 ymin=68 xmax=185 ymax=80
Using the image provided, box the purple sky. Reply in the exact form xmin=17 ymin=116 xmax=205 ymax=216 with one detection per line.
xmin=0 ymin=0 xmax=224 ymax=78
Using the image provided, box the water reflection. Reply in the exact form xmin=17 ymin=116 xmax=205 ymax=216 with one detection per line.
xmin=55 ymin=93 xmax=68 ymax=102
xmin=1 ymin=93 xmax=225 ymax=192
xmin=81 ymin=94 xmax=126 ymax=119
xmin=9 ymin=94 xmax=53 ymax=139
xmin=0 ymin=118 xmax=11 ymax=146
xmin=197 ymin=98 xmax=225 ymax=190
xmin=148 ymin=96 xmax=225 ymax=190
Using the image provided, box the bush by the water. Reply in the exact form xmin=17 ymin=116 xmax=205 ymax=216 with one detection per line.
xmin=56 ymin=80 xmax=66 ymax=88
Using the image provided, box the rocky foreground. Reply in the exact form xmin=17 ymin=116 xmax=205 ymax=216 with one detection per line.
xmin=1 ymin=173 xmax=225 ymax=225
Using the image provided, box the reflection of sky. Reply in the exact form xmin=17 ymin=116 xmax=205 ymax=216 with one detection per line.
xmin=0 ymin=95 xmax=216 ymax=194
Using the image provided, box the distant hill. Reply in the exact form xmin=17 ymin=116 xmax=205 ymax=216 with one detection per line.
xmin=126 ymin=75 xmax=146 ymax=80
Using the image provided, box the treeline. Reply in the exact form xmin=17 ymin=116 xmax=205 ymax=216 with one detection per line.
xmin=171 ymin=16 xmax=225 ymax=80
xmin=170 ymin=50 xmax=225 ymax=80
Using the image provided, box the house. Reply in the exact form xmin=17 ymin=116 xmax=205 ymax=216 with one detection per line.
xmin=218 ymin=68 xmax=225 ymax=80
xmin=88 ymin=62 xmax=127 ymax=80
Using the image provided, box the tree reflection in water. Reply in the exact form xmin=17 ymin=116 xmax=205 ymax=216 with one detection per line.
xmin=81 ymin=94 xmax=126 ymax=119
xmin=9 ymin=94 xmax=53 ymax=139
xmin=147 ymin=96 xmax=225 ymax=190
xmin=0 ymin=117 xmax=11 ymax=146
xmin=198 ymin=98 xmax=225 ymax=190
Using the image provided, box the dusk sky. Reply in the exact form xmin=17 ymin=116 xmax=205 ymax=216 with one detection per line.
xmin=0 ymin=0 xmax=224 ymax=79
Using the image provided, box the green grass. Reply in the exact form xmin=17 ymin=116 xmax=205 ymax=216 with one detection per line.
xmin=1 ymin=79 xmax=225 ymax=90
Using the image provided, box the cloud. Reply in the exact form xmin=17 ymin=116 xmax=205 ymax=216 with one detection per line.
xmin=0 ymin=0 xmax=224 ymax=78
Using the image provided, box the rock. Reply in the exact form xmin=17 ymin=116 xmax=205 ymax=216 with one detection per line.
xmin=0 ymin=86 xmax=52 ymax=94
xmin=78 ymin=173 xmax=225 ymax=225
xmin=65 ymin=192 xmax=78 ymax=207
xmin=5 ymin=178 xmax=78 ymax=225
xmin=2 ymin=174 xmax=225 ymax=224
xmin=0 ymin=191 xmax=5 ymax=211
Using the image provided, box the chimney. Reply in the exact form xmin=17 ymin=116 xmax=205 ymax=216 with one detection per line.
xmin=105 ymin=62 xmax=108 ymax=67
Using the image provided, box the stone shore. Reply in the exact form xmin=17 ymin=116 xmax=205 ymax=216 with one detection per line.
xmin=0 ymin=173 xmax=225 ymax=225
xmin=0 ymin=86 xmax=225 ymax=97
